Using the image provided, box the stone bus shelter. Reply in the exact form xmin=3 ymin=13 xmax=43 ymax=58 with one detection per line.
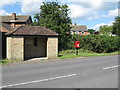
xmin=6 ymin=26 xmax=58 ymax=61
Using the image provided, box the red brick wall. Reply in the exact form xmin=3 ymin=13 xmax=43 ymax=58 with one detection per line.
xmin=82 ymin=32 xmax=90 ymax=35
xmin=10 ymin=23 xmax=26 ymax=28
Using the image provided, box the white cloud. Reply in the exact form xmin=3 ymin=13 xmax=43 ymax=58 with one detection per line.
xmin=89 ymin=0 xmax=103 ymax=8
xmin=94 ymin=21 xmax=114 ymax=30
xmin=0 ymin=9 xmax=11 ymax=15
xmin=0 ymin=10 xmax=6 ymax=15
xmin=61 ymin=0 xmax=119 ymax=2
xmin=102 ymin=9 xmax=119 ymax=17
xmin=68 ymin=4 xmax=89 ymax=18
xmin=67 ymin=0 xmax=118 ymax=20
xmin=94 ymin=23 xmax=108 ymax=30
xmin=0 ymin=0 xmax=118 ymax=21
xmin=21 ymin=0 xmax=43 ymax=14
xmin=68 ymin=3 xmax=102 ymax=20
xmin=0 ymin=0 xmax=43 ymax=15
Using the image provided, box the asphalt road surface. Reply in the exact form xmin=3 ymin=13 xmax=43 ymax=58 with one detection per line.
xmin=2 ymin=55 xmax=119 ymax=88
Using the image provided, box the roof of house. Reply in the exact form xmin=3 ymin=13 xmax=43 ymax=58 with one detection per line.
xmin=0 ymin=23 xmax=14 ymax=32
xmin=71 ymin=25 xmax=87 ymax=31
xmin=6 ymin=26 xmax=58 ymax=36
xmin=0 ymin=23 xmax=13 ymax=31
xmin=0 ymin=15 xmax=31 ymax=23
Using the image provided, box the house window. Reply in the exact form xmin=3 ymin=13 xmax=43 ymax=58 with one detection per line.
xmin=76 ymin=31 xmax=79 ymax=34
xmin=70 ymin=31 xmax=73 ymax=34
xmin=34 ymin=38 xmax=37 ymax=46
xmin=73 ymin=31 xmax=76 ymax=34
xmin=82 ymin=31 xmax=84 ymax=34
xmin=79 ymin=31 xmax=81 ymax=34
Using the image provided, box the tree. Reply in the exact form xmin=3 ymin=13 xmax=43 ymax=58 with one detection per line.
xmin=112 ymin=17 xmax=120 ymax=36
xmin=99 ymin=25 xmax=113 ymax=35
xmin=33 ymin=2 xmax=72 ymax=50
xmin=88 ymin=29 xmax=95 ymax=34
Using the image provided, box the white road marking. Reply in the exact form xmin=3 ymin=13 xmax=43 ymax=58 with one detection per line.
xmin=1 ymin=74 xmax=77 ymax=88
xmin=103 ymin=65 xmax=120 ymax=70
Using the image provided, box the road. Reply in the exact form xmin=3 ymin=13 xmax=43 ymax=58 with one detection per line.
xmin=2 ymin=55 xmax=119 ymax=88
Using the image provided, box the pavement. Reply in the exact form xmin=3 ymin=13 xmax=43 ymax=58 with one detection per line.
xmin=1 ymin=55 xmax=119 ymax=88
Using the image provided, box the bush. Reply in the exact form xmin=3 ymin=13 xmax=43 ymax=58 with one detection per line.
xmin=68 ymin=35 xmax=120 ymax=53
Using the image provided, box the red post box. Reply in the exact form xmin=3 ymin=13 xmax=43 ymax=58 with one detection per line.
xmin=74 ymin=41 xmax=80 ymax=48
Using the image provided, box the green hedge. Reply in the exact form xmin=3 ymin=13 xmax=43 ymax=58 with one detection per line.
xmin=67 ymin=35 xmax=120 ymax=53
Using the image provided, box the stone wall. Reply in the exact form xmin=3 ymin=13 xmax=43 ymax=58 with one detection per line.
xmin=7 ymin=36 xmax=58 ymax=61
xmin=47 ymin=37 xmax=58 ymax=59
xmin=7 ymin=37 xmax=24 ymax=61
xmin=15 ymin=24 xmax=26 ymax=27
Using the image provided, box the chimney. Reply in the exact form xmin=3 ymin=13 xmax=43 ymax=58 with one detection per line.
xmin=12 ymin=13 xmax=16 ymax=20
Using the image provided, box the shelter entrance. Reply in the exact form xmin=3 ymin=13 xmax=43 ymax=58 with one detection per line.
xmin=24 ymin=37 xmax=47 ymax=60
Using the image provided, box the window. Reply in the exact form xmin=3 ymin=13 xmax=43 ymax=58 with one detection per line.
xmin=82 ymin=31 xmax=84 ymax=34
xmin=34 ymin=38 xmax=37 ymax=46
xmin=76 ymin=31 xmax=79 ymax=34
xmin=73 ymin=31 xmax=76 ymax=34
xmin=70 ymin=31 xmax=73 ymax=34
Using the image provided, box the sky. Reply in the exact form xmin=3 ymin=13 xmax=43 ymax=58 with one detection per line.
xmin=0 ymin=0 xmax=120 ymax=30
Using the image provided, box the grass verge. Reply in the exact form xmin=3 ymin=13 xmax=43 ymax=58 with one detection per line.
xmin=0 ymin=59 xmax=10 ymax=65
xmin=59 ymin=49 xmax=119 ymax=59
xmin=0 ymin=59 xmax=22 ymax=65
xmin=0 ymin=49 xmax=119 ymax=65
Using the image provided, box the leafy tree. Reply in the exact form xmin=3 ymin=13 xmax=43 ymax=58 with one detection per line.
xmin=99 ymin=25 xmax=113 ymax=35
xmin=88 ymin=29 xmax=95 ymax=34
xmin=112 ymin=17 xmax=120 ymax=36
xmin=33 ymin=1 xmax=72 ymax=50
xmin=32 ymin=19 xmax=38 ymax=26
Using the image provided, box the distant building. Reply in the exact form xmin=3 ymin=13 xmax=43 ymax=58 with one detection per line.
xmin=1 ymin=13 xmax=32 ymax=32
xmin=68 ymin=24 xmax=90 ymax=35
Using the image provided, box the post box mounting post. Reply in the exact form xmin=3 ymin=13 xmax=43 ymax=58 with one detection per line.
xmin=74 ymin=41 xmax=80 ymax=55
xmin=76 ymin=48 xmax=78 ymax=55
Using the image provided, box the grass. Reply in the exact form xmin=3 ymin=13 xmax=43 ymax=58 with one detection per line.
xmin=0 ymin=58 xmax=22 ymax=65
xmin=0 ymin=49 xmax=119 ymax=65
xmin=59 ymin=49 xmax=119 ymax=59
xmin=0 ymin=59 xmax=10 ymax=65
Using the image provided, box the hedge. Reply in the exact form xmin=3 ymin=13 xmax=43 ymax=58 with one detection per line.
xmin=67 ymin=35 xmax=120 ymax=53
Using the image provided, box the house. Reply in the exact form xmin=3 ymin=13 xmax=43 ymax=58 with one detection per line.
xmin=0 ymin=13 xmax=58 ymax=60
xmin=69 ymin=24 xmax=90 ymax=35
xmin=1 ymin=13 xmax=32 ymax=28
xmin=0 ymin=13 xmax=32 ymax=59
